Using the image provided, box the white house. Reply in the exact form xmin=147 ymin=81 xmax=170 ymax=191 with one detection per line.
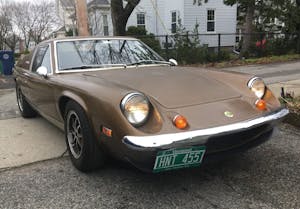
xmin=88 ymin=0 xmax=113 ymax=36
xmin=55 ymin=0 xmax=113 ymax=37
xmin=56 ymin=0 xmax=77 ymax=32
xmin=126 ymin=0 xmax=237 ymax=47
xmin=55 ymin=0 xmax=237 ymax=47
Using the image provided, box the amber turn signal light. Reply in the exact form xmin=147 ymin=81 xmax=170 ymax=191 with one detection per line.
xmin=102 ymin=126 xmax=112 ymax=137
xmin=255 ymin=99 xmax=267 ymax=111
xmin=173 ymin=115 xmax=188 ymax=129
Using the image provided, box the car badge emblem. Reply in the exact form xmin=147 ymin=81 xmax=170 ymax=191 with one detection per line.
xmin=224 ymin=111 xmax=234 ymax=118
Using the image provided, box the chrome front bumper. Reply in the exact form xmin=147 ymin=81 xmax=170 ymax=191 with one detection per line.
xmin=123 ymin=108 xmax=289 ymax=149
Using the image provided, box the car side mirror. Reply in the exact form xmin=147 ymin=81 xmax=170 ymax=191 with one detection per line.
xmin=169 ymin=58 xmax=178 ymax=66
xmin=36 ymin=66 xmax=48 ymax=78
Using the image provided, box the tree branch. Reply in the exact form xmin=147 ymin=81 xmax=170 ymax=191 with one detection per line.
xmin=124 ymin=0 xmax=141 ymax=18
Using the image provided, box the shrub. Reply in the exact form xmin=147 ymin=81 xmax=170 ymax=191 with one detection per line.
xmin=266 ymin=37 xmax=296 ymax=55
xmin=248 ymin=34 xmax=298 ymax=57
xmin=126 ymin=26 xmax=162 ymax=54
xmin=172 ymin=23 xmax=230 ymax=64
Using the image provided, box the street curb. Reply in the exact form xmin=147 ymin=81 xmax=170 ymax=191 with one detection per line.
xmin=0 ymin=156 xmax=69 ymax=173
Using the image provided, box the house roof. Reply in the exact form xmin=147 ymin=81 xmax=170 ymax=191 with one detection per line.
xmin=60 ymin=0 xmax=75 ymax=9
xmin=87 ymin=0 xmax=109 ymax=7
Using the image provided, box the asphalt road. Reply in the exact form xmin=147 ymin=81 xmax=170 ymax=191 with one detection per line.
xmin=0 ymin=124 xmax=299 ymax=209
xmin=218 ymin=61 xmax=300 ymax=84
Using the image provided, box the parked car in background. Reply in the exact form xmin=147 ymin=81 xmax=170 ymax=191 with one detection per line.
xmin=14 ymin=37 xmax=288 ymax=173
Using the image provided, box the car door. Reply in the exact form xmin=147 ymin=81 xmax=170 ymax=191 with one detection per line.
xmin=15 ymin=53 xmax=34 ymax=99
xmin=27 ymin=44 xmax=57 ymax=119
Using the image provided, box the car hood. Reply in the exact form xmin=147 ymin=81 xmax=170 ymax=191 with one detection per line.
xmin=82 ymin=66 xmax=241 ymax=109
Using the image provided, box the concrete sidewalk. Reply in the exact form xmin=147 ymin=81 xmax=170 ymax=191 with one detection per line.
xmin=0 ymin=89 xmax=66 ymax=170
xmin=0 ymin=117 xmax=66 ymax=169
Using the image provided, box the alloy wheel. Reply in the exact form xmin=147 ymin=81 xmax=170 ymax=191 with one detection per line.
xmin=66 ymin=110 xmax=84 ymax=159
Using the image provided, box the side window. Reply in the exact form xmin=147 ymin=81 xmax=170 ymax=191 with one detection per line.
xmin=31 ymin=46 xmax=49 ymax=73
xmin=41 ymin=47 xmax=52 ymax=73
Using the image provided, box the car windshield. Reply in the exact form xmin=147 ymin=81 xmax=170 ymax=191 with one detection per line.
xmin=56 ymin=39 xmax=166 ymax=71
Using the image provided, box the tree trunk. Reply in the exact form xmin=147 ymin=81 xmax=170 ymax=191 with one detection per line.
xmin=240 ymin=4 xmax=255 ymax=58
xmin=113 ymin=19 xmax=128 ymax=36
xmin=111 ymin=0 xmax=127 ymax=36
xmin=111 ymin=0 xmax=140 ymax=36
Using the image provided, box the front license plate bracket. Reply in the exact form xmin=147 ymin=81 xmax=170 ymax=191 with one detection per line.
xmin=153 ymin=146 xmax=206 ymax=173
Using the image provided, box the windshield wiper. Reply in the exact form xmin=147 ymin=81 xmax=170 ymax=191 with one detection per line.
xmin=127 ymin=60 xmax=171 ymax=66
xmin=60 ymin=64 xmax=126 ymax=71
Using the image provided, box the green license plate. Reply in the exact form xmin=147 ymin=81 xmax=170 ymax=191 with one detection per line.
xmin=153 ymin=146 xmax=206 ymax=173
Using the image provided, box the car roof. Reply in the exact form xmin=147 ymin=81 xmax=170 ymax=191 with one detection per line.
xmin=41 ymin=36 xmax=139 ymax=45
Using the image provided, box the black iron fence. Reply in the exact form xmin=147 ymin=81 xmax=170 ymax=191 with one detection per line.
xmin=135 ymin=32 xmax=300 ymax=63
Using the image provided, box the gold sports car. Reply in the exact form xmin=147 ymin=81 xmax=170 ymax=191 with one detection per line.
xmin=14 ymin=37 xmax=289 ymax=173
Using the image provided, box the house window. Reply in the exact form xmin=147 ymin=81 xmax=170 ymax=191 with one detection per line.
xmin=137 ymin=13 xmax=145 ymax=29
xmin=171 ymin=11 xmax=177 ymax=33
xmin=207 ymin=9 xmax=215 ymax=32
xmin=103 ymin=15 xmax=109 ymax=36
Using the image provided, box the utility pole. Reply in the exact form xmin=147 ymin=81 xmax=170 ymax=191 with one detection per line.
xmin=75 ymin=0 xmax=89 ymax=36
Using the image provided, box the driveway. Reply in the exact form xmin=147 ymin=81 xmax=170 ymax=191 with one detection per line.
xmin=0 ymin=89 xmax=66 ymax=169
xmin=0 ymin=123 xmax=300 ymax=209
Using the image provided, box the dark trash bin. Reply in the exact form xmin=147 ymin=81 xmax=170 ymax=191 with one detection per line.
xmin=0 ymin=51 xmax=15 ymax=75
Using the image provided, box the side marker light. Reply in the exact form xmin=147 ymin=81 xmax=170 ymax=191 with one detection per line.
xmin=102 ymin=126 xmax=112 ymax=137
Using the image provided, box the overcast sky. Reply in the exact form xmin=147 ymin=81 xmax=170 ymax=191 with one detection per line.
xmin=12 ymin=0 xmax=54 ymax=2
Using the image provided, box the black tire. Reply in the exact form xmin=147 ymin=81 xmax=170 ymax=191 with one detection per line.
xmin=64 ymin=100 xmax=106 ymax=172
xmin=16 ymin=85 xmax=37 ymax=118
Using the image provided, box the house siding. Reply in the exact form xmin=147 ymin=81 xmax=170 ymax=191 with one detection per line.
xmin=126 ymin=0 xmax=236 ymax=47
xmin=126 ymin=0 xmax=184 ymax=35
xmin=184 ymin=1 xmax=237 ymax=47
xmin=126 ymin=0 xmax=157 ymax=34
xmin=161 ymin=0 xmax=184 ymax=34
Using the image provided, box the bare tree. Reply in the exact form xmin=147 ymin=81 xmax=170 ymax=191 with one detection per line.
xmin=111 ymin=0 xmax=140 ymax=35
xmin=0 ymin=0 xmax=16 ymax=50
xmin=30 ymin=1 xmax=60 ymax=43
xmin=11 ymin=0 xmax=60 ymax=50
xmin=0 ymin=15 xmax=11 ymax=50
xmin=4 ymin=33 xmax=19 ymax=51
xmin=11 ymin=1 xmax=37 ymax=50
